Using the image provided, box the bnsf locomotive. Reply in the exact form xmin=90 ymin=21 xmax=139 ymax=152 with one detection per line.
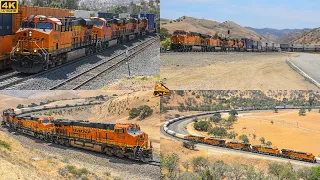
xmin=175 ymin=134 xmax=317 ymax=163
xmin=2 ymin=108 xmax=153 ymax=162
xmin=11 ymin=14 xmax=154 ymax=73
xmin=169 ymin=30 xmax=281 ymax=52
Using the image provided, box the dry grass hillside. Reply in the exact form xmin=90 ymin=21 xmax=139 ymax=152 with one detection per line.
xmin=161 ymin=16 xmax=270 ymax=42
xmin=89 ymin=91 xmax=161 ymax=153
xmin=289 ymin=27 xmax=320 ymax=44
xmin=279 ymin=29 xmax=312 ymax=44
xmin=0 ymin=130 xmax=113 ymax=180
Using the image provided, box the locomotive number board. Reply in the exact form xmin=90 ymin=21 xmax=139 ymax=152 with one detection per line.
xmin=0 ymin=0 xmax=18 ymax=13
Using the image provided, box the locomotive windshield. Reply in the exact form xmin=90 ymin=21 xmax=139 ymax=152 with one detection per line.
xmin=36 ymin=22 xmax=53 ymax=29
xmin=94 ymin=21 xmax=103 ymax=27
xmin=127 ymin=126 xmax=141 ymax=133
xmin=22 ymin=22 xmax=35 ymax=28
xmin=41 ymin=120 xmax=51 ymax=124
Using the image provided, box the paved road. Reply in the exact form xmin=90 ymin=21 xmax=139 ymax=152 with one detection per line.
xmin=162 ymin=110 xmax=320 ymax=166
xmin=290 ymin=53 xmax=320 ymax=86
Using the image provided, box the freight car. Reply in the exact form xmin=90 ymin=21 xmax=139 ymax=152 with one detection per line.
xmin=10 ymin=13 xmax=154 ymax=73
xmin=2 ymin=109 xmax=153 ymax=162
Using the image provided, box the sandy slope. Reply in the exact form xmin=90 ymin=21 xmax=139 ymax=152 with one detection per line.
xmin=161 ymin=53 xmax=317 ymax=90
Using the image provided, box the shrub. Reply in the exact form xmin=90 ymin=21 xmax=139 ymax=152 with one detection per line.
xmin=259 ymin=137 xmax=265 ymax=144
xmin=138 ymin=105 xmax=153 ymax=120
xmin=299 ymin=109 xmax=306 ymax=116
xmin=0 ymin=140 xmax=11 ymax=151
xmin=129 ymin=108 xmax=140 ymax=119
xmin=175 ymin=114 xmax=180 ymax=118
xmin=16 ymin=104 xmax=24 ymax=109
xmin=208 ymin=127 xmax=227 ymax=138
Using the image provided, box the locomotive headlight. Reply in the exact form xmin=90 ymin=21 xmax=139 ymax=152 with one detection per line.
xmin=16 ymin=47 xmax=20 ymax=52
xmin=33 ymin=49 xmax=37 ymax=53
xmin=29 ymin=31 xmax=32 ymax=37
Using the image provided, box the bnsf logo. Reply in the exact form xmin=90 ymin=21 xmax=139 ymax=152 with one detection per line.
xmin=0 ymin=0 xmax=18 ymax=13
xmin=73 ymin=128 xmax=90 ymax=134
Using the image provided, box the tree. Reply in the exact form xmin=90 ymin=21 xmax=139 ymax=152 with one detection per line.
xmin=299 ymin=109 xmax=306 ymax=116
xmin=297 ymin=167 xmax=314 ymax=180
xmin=208 ymin=127 xmax=227 ymax=138
xmin=160 ymin=153 xmax=180 ymax=179
xmin=178 ymin=102 xmax=185 ymax=112
xmin=228 ymin=115 xmax=238 ymax=123
xmin=192 ymin=156 xmax=209 ymax=173
xmin=226 ymin=163 xmax=248 ymax=180
xmin=274 ymin=109 xmax=279 ymax=113
xmin=229 ymin=109 xmax=238 ymax=116
xmin=64 ymin=0 xmax=79 ymax=10
xmin=259 ymin=137 xmax=265 ymax=144
xmin=312 ymin=166 xmax=320 ymax=179
xmin=210 ymin=114 xmax=221 ymax=125
xmin=194 ymin=121 xmax=212 ymax=132
xmin=266 ymin=141 xmax=272 ymax=146
xmin=239 ymin=134 xmax=249 ymax=143
xmin=268 ymin=162 xmax=284 ymax=179
xmin=252 ymin=134 xmax=256 ymax=140
xmin=160 ymin=28 xmax=169 ymax=41
xmin=227 ymin=131 xmax=238 ymax=139
xmin=224 ymin=120 xmax=234 ymax=130
xmin=271 ymin=121 xmax=274 ymax=125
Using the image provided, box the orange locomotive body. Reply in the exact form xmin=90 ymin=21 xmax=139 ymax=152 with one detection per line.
xmin=281 ymin=149 xmax=316 ymax=163
xmin=186 ymin=135 xmax=205 ymax=142
xmin=204 ymin=137 xmax=225 ymax=147
xmin=11 ymin=15 xmax=98 ymax=73
xmin=225 ymin=141 xmax=251 ymax=151
xmin=2 ymin=109 xmax=153 ymax=162
xmin=251 ymin=145 xmax=281 ymax=156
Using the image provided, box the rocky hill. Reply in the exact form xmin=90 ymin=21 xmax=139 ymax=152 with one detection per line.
xmin=161 ymin=16 xmax=271 ymax=42
xmin=287 ymin=27 xmax=320 ymax=44
xmin=246 ymin=27 xmax=310 ymax=43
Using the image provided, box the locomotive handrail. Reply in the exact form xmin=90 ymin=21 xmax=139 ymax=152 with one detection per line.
xmin=33 ymin=41 xmax=49 ymax=70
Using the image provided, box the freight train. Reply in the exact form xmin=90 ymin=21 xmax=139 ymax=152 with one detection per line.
xmin=169 ymin=30 xmax=320 ymax=53
xmin=0 ymin=6 xmax=157 ymax=72
xmin=174 ymin=134 xmax=316 ymax=163
xmin=163 ymin=112 xmax=318 ymax=163
xmin=2 ymin=108 xmax=153 ymax=162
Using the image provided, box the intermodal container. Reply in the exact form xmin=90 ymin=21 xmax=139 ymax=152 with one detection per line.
xmin=98 ymin=12 xmax=117 ymax=19
xmin=0 ymin=14 xmax=13 ymax=36
xmin=72 ymin=10 xmax=97 ymax=19
xmin=12 ymin=6 xmax=70 ymax=33
xmin=242 ymin=38 xmax=253 ymax=49
xmin=130 ymin=14 xmax=139 ymax=19
xmin=119 ymin=13 xmax=130 ymax=19
xmin=140 ymin=13 xmax=156 ymax=32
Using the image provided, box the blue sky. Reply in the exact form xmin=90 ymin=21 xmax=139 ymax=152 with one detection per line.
xmin=161 ymin=0 xmax=320 ymax=29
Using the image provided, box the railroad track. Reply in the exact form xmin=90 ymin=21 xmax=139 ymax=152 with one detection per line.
xmin=49 ymin=37 xmax=158 ymax=90
xmin=163 ymin=109 xmax=320 ymax=165
xmin=0 ymin=35 xmax=157 ymax=90
xmin=148 ymin=160 xmax=160 ymax=166
xmin=0 ymin=72 xmax=30 ymax=89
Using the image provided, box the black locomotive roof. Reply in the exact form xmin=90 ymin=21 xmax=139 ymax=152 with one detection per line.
xmin=207 ymin=137 xmax=225 ymax=141
xmin=16 ymin=115 xmax=40 ymax=121
xmin=54 ymin=119 xmax=116 ymax=130
xmin=281 ymin=149 xmax=307 ymax=154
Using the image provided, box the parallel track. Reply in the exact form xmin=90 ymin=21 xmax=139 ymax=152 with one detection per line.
xmin=0 ymin=35 xmax=156 ymax=90
xmin=0 ymin=72 xmax=30 ymax=89
xmin=50 ymin=37 xmax=158 ymax=90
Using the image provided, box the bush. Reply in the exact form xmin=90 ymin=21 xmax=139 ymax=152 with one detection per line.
xmin=60 ymin=165 xmax=89 ymax=178
xmin=208 ymin=127 xmax=227 ymax=138
xmin=0 ymin=140 xmax=11 ymax=151
xmin=194 ymin=121 xmax=212 ymax=132
xmin=259 ymin=137 xmax=265 ymax=144
xmin=175 ymin=114 xmax=180 ymax=118
xmin=266 ymin=141 xmax=272 ymax=146
xmin=299 ymin=109 xmax=306 ymax=116
xmin=129 ymin=108 xmax=141 ymax=119
xmin=16 ymin=104 xmax=24 ymax=109
xmin=138 ymin=105 xmax=153 ymax=120
xmin=28 ymin=103 xmax=38 ymax=107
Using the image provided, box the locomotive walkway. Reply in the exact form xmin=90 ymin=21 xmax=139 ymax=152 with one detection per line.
xmin=288 ymin=53 xmax=320 ymax=88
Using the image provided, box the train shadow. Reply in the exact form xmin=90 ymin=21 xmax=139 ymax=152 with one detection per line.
xmin=41 ymin=36 xmax=152 ymax=81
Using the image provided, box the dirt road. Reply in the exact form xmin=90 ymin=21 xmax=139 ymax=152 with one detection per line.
xmin=161 ymin=52 xmax=318 ymax=90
